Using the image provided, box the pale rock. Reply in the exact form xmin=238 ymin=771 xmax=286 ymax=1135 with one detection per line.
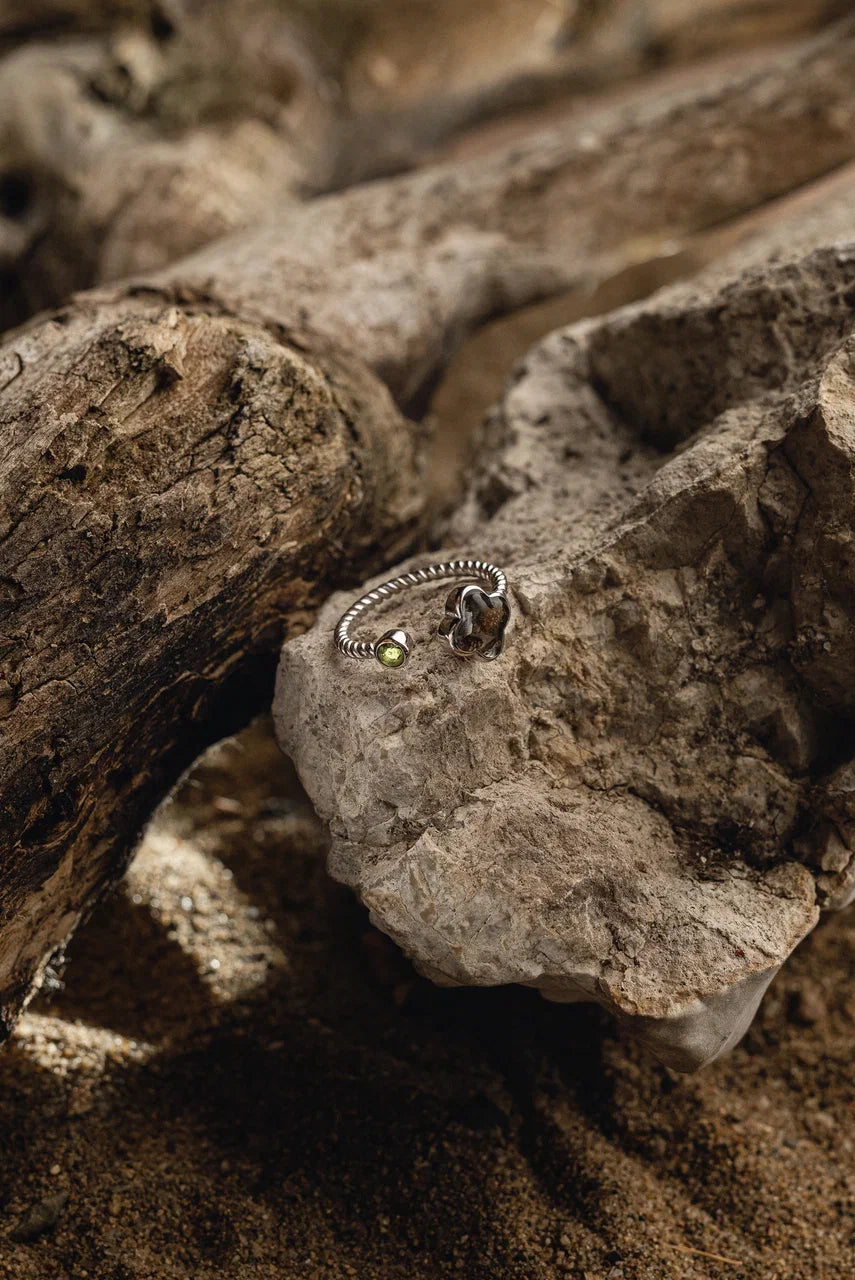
xmin=275 ymin=219 xmax=855 ymax=1070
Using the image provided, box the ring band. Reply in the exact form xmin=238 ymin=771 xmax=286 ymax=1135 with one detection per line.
xmin=334 ymin=559 xmax=511 ymax=668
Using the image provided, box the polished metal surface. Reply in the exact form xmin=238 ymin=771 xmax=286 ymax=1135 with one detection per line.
xmin=334 ymin=559 xmax=510 ymax=667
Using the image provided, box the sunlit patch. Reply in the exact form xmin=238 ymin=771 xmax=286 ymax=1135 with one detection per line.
xmin=125 ymin=828 xmax=288 ymax=1004
xmin=16 ymin=1012 xmax=155 ymax=1108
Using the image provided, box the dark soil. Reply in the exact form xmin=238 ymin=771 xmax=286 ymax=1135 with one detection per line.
xmin=0 ymin=718 xmax=852 ymax=1280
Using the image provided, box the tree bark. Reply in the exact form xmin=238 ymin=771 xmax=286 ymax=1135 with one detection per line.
xmin=0 ymin=296 xmax=431 ymax=1036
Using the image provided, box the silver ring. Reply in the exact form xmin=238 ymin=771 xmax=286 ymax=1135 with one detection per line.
xmin=334 ymin=559 xmax=511 ymax=669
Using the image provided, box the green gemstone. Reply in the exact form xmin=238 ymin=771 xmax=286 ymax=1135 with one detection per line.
xmin=376 ymin=640 xmax=406 ymax=668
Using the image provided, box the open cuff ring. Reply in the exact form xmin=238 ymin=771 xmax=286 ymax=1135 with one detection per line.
xmin=334 ymin=559 xmax=511 ymax=669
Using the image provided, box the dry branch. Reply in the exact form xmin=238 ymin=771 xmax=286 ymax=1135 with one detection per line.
xmin=0 ymin=300 xmax=429 ymax=1036
xmin=145 ymin=16 xmax=855 ymax=413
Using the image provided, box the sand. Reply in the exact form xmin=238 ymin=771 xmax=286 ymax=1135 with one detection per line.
xmin=0 ymin=717 xmax=851 ymax=1279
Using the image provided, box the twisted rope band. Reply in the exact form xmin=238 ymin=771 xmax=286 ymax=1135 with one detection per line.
xmin=334 ymin=559 xmax=509 ymax=665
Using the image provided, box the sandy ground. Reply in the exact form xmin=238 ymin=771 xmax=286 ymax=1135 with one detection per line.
xmin=0 ymin=717 xmax=852 ymax=1280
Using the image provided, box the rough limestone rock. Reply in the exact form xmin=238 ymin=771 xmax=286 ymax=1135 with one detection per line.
xmin=275 ymin=222 xmax=855 ymax=1071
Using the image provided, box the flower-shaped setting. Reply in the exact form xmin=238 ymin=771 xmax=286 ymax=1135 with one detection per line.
xmin=437 ymin=584 xmax=510 ymax=661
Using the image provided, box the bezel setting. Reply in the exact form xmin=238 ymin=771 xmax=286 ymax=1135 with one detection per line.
xmin=374 ymin=629 xmax=412 ymax=668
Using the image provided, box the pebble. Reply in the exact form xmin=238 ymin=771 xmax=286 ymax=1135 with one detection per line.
xmin=9 ymin=1191 xmax=68 ymax=1242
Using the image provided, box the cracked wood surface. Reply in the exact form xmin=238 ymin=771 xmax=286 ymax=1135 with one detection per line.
xmin=0 ymin=299 xmax=425 ymax=1036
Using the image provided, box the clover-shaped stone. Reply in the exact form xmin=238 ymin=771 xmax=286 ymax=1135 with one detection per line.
xmin=438 ymin=584 xmax=510 ymax=660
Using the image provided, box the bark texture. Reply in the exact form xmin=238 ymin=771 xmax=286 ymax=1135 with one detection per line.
xmin=275 ymin=193 xmax=855 ymax=1070
xmin=0 ymin=296 xmax=430 ymax=1037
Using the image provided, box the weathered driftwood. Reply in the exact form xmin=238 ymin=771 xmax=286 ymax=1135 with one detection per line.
xmin=3 ymin=16 xmax=855 ymax=1042
xmin=275 ymin=192 xmax=855 ymax=1071
xmin=0 ymin=1 xmax=335 ymax=326
xmin=0 ymin=0 xmax=678 ymax=318
xmin=1 ymin=2 xmax=854 ymax=328
xmin=0 ymin=296 xmax=432 ymax=1038
xmin=143 ymin=15 xmax=855 ymax=416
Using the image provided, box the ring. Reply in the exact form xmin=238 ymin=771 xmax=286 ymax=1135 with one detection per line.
xmin=334 ymin=559 xmax=511 ymax=669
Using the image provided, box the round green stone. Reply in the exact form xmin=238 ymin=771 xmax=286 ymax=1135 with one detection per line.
xmin=376 ymin=640 xmax=406 ymax=668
